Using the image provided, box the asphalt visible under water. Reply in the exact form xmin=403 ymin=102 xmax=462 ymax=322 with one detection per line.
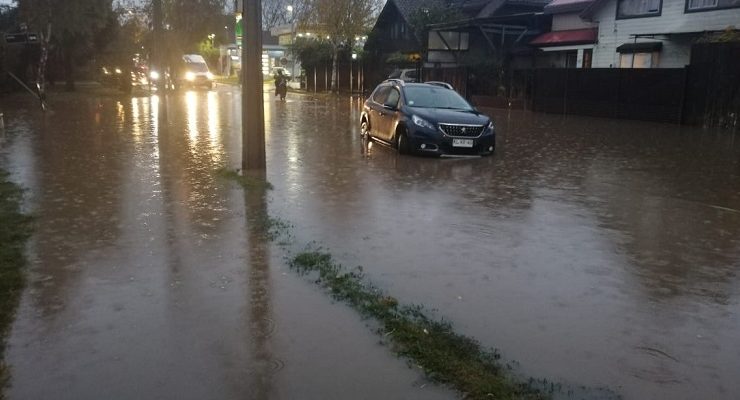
xmin=1 ymin=84 xmax=739 ymax=399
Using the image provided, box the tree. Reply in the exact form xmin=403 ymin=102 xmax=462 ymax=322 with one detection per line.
xmin=150 ymin=0 xmax=227 ymax=74
xmin=262 ymin=0 xmax=288 ymax=29
xmin=262 ymin=0 xmax=312 ymax=30
xmin=298 ymin=0 xmax=378 ymax=92
xmin=15 ymin=0 xmax=114 ymax=91
xmin=408 ymin=5 xmax=464 ymax=47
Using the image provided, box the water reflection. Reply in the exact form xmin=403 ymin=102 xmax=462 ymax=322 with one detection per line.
xmin=186 ymin=91 xmax=199 ymax=148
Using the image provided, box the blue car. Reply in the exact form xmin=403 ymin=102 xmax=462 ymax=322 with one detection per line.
xmin=361 ymin=80 xmax=495 ymax=156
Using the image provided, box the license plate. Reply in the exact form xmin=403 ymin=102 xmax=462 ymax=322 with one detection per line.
xmin=452 ymin=139 xmax=474 ymax=148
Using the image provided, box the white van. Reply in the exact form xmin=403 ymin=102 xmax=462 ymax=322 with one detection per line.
xmin=178 ymin=54 xmax=214 ymax=89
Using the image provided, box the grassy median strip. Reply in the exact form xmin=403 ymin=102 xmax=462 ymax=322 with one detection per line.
xmin=290 ymin=251 xmax=547 ymax=400
xmin=0 ymin=170 xmax=33 ymax=392
xmin=217 ymin=166 xmax=612 ymax=399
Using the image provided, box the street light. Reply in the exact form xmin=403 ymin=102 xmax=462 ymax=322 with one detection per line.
xmin=286 ymin=5 xmax=296 ymax=80
xmin=351 ymin=53 xmax=357 ymax=94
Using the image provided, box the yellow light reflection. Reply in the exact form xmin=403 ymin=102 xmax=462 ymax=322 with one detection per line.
xmin=131 ymin=97 xmax=142 ymax=143
xmin=206 ymin=91 xmax=222 ymax=163
xmin=186 ymin=91 xmax=199 ymax=146
xmin=263 ymin=92 xmax=272 ymax=143
xmin=151 ymin=95 xmax=159 ymax=136
xmin=116 ymin=101 xmax=124 ymax=124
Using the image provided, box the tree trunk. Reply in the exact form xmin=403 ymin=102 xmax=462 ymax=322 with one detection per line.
xmin=331 ymin=47 xmax=338 ymax=93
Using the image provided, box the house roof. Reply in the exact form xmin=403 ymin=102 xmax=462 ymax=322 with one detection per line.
xmin=476 ymin=0 xmax=551 ymax=18
xmin=392 ymin=0 xmax=446 ymax=23
xmin=580 ymin=0 xmax=609 ymax=19
xmin=530 ymin=27 xmax=598 ymax=46
xmin=447 ymin=0 xmax=492 ymax=18
xmin=616 ymin=42 xmax=662 ymax=53
xmin=544 ymin=0 xmax=594 ymax=14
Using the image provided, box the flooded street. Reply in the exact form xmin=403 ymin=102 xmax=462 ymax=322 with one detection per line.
xmin=2 ymin=84 xmax=740 ymax=399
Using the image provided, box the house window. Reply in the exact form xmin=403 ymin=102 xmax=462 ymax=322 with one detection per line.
xmin=687 ymin=0 xmax=718 ymax=8
xmin=619 ymin=52 xmax=659 ymax=68
xmin=686 ymin=0 xmax=740 ymax=10
xmin=565 ymin=52 xmax=578 ymax=68
xmin=428 ymin=31 xmax=470 ymax=51
xmin=617 ymin=0 xmax=662 ymax=18
xmin=391 ymin=23 xmax=404 ymax=40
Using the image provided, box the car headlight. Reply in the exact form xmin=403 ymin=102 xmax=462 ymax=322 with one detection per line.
xmin=115 ymin=68 xmax=122 ymax=74
xmin=206 ymin=72 xmax=214 ymax=80
xmin=487 ymin=121 xmax=495 ymax=130
xmin=150 ymin=71 xmax=160 ymax=81
xmin=412 ymin=115 xmax=436 ymax=130
xmin=185 ymin=72 xmax=196 ymax=81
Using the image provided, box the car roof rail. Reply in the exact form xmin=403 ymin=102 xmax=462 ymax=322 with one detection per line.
xmin=383 ymin=78 xmax=405 ymax=86
xmin=424 ymin=81 xmax=454 ymax=90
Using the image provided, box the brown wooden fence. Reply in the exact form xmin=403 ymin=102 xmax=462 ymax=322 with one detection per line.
xmin=683 ymin=42 xmax=740 ymax=128
xmin=530 ymin=68 xmax=688 ymax=124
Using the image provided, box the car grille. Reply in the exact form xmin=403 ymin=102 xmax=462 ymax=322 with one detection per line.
xmin=439 ymin=124 xmax=484 ymax=138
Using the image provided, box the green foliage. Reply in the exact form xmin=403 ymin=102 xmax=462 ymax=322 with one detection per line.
xmin=160 ymin=0 xmax=228 ymax=54
xmin=292 ymin=37 xmax=334 ymax=68
xmin=198 ymin=39 xmax=220 ymax=70
xmin=697 ymin=26 xmax=740 ymax=43
xmin=16 ymin=0 xmax=115 ymax=88
xmin=408 ymin=5 xmax=464 ymax=44
xmin=0 ymin=170 xmax=33 ymax=395
xmin=385 ymin=51 xmax=416 ymax=65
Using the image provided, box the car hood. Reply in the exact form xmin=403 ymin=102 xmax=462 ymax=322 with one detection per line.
xmin=406 ymin=107 xmax=490 ymax=126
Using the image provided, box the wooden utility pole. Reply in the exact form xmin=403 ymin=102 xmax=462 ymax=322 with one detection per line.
xmin=241 ymin=0 xmax=266 ymax=172
xmin=152 ymin=0 xmax=164 ymax=91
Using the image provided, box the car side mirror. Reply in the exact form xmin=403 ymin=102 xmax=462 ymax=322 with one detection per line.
xmin=383 ymin=103 xmax=397 ymax=111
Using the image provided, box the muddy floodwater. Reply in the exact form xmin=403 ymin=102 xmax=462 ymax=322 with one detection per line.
xmin=1 ymin=84 xmax=739 ymax=400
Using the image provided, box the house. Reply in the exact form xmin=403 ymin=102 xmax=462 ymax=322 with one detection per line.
xmin=530 ymin=0 xmax=598 ymax=68
xmin=582 ymin=0 xmax=740 ymax=68
xmin=365 ymin=0 xmax=445 ymax=64
xmin=425 ymin=0 xmax=551 ymax=69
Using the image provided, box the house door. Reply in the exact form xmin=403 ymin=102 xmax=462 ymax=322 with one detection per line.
xmin=565 ymin=51 xmax=578 ymax=68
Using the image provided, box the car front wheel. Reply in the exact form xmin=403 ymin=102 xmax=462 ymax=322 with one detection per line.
xmin=361 ymin=120 xmax=370 ymax=138
xmin=397 ymin=129 xmax=410 ymax=155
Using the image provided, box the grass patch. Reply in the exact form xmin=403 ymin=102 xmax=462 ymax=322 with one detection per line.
xmin=290 ymin=251 xmax=548 ymax=400
xmin=0 ymin=169 xmax=33 ymax=394
xmin=215 ymin=167 xmax=274 ymax=191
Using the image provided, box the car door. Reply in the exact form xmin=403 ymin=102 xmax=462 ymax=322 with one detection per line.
xmin=368 ymin=85 xmax=390 ymax=138
xmin=380 ymin=87 xmax=401 ymax=141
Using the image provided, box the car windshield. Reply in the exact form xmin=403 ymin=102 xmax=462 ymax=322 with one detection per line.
xmin=403 ymin=86 xmax=472 ymax=110
xmin=185 ymin=62 xmax=208 ymax=73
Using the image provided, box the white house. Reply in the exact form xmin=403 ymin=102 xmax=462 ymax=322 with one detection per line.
xmin=581 ymin=0 xmax=740 ymax=68
xmin=531 ymin=0 xmax=599 ymax=68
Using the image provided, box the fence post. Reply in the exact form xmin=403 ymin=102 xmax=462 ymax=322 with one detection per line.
xmin=615 ymin=67 xmax=621 ymax=119
xmin=679 ymin=66 xmax=689 ymax=125
xmin=563 ymin=68 xmax=568 ymax=115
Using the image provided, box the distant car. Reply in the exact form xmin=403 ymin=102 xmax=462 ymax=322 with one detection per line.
xmin=99 ymin=66 xmax=123 ymax=87
xmin=360 ymin=80 xmax=495 ymax=156
xmin=176 ymin=54 xmax=214 ymax=89
xmin=388 ymin=68 xmax=417 ymax=83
